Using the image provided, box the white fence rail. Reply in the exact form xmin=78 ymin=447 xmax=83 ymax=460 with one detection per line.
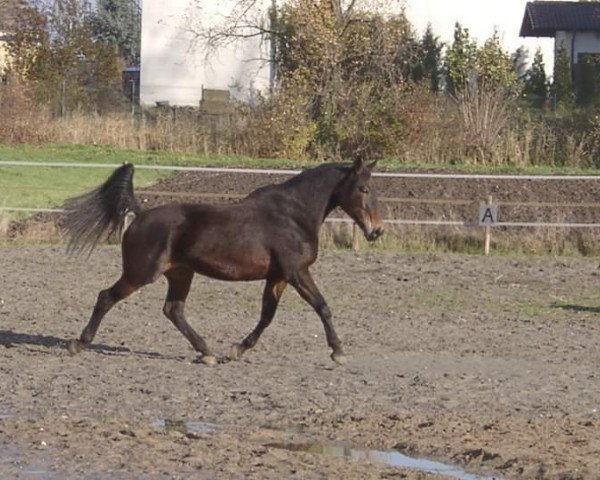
xmin=2 ymin=160 xmax=600 ymax=180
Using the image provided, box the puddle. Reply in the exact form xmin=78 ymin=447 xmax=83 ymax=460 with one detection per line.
xmin=19 ymin=469 xmax=59 ymax=479
xmin=261 ymin=422 xmax=308 ymax=435
xmin=0 ymin=444 xmax=59 ymax=480
xmin=265 ymin=442 xmax=498 ymax=480
xmin=151 ymin=418 xmax=498 ymax=478
xmin=152 ymin=418 xmax=217 ymax=435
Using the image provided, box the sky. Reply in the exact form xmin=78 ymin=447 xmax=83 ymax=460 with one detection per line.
xmin=403 ymin=0 xmax=555 ymax=74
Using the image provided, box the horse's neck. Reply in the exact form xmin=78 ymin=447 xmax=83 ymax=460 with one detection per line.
xmin=286 ymin=167 xmax=344 ymax=226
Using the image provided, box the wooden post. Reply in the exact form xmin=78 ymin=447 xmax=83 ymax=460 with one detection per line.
xmin=130 ymin=79 xmax=136 ymax=126
xmin=352 ymin=223 xmax=360 ymax=251
xmin=484 ymin=195 xmax=492 ymax=255
xmin=60 ymin=79 xmax=66 ymax=118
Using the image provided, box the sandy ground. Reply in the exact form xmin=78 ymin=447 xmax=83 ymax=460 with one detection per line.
xmin=1 ymin=246 xmax=599 ymax=479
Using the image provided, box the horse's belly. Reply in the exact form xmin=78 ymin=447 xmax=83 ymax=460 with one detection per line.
xmin=190 ymin=252 xmax=271 ymax=281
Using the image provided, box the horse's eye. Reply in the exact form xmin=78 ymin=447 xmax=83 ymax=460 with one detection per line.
xmin=359 ymin=186 xmax=369 ymax=194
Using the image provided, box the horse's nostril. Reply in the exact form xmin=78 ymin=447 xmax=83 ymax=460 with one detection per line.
xmin=367 ymin=227 xmax=384 ymax=242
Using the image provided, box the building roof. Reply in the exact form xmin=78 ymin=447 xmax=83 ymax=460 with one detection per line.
xmin=520 ymin=1 xmax=600 ymax=37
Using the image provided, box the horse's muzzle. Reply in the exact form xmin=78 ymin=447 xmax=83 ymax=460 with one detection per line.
xmin=366 ymin=226 xmax=384 ymax=242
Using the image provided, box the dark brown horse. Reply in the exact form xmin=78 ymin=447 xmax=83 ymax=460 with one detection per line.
xmin=63 ymin=158 xmax=384 ymax=365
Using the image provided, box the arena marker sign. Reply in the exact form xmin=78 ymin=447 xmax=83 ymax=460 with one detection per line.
xmin=478 ymin=204 xmax=498 ymax=226
xmin=479 ymin=198 xmax=497 ymax=255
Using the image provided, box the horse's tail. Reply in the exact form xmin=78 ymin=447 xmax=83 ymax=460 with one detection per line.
xmin=62 ymin=163 xmax=142 ymax=256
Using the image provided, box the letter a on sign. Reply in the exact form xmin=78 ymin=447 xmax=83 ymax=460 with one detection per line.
xmin=479 ymin=204 xmax=498 ymax=226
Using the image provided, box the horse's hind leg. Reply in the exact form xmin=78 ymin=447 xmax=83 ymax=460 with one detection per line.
xmin=163 ymin=267 xmax=216 ymax=365
xmin=229 ymin=278 xmax=287 ymax=361
xmin=67 ymin=276 xmax=137 ymax=355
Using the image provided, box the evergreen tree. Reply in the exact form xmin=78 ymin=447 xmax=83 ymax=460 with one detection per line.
xmin=552 ymin=43 xmax=574 ymax=108
xmin=421 ymin=23 xmax=443 ymax=92
xmin=577 ymin=53 xmax=600 ymax=106
xmin=93 ymin=0 xmax=141 ymax=65
xmin=523 ymin=48 xmax=547 ymax=107
xmin=476 ymin=29 xmax=517 ymax=90
xmin=386 ymin=11 xmax=423 ymax=84
xmin=511 ymin=46 xmax=528 ymax=84
xmin=444 ymin=22 xmax=477 ymax=95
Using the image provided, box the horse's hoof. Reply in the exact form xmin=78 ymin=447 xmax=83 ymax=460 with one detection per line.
xmin=331 ymin=352 xmax=347 ymax=365
xmin=228 ymin=343 xmax=244 ymax=361
xmin=200 ymin=355 xmax=217 ymax=366
xmin=67 ymin=339 xmax=83 ymax=355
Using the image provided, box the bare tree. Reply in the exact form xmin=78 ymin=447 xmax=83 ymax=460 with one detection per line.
xmin=182 ymin=0 xmax=401 ymax=56
xmin=455 ymin=82 xmax=513 ymax=162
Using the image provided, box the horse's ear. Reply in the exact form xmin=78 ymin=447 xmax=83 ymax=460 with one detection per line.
xmin=367 ymin=160 xmax=378 ymax=171
xmin=352 ymin=156 xmax=364 ymax=174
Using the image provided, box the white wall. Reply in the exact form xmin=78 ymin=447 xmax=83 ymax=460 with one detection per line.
xmin=140 ymin=0 xmax=272 ymax=106
xmin=0 ymin=33 xmax=9 ymax=75
xmin=555 ymin=31 xmax=600 ymax=64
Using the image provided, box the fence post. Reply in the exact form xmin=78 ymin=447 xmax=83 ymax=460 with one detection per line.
xmin=60 ymin=80 xmax=66 ymax=118
xmin=352 ymin=223 xmax=360 ymax=251
xmin=484 ymin=195 xmax=492 ymax=255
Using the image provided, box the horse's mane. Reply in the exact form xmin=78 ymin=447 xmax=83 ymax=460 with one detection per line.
xmin=246 ymin=163 xmax=349 ymax=200
xmin=284 ymin=163 xmax=347 ymax=185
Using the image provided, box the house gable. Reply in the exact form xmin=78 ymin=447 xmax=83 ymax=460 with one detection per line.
xmin=520 ymin=1 xmax=600 ymax=38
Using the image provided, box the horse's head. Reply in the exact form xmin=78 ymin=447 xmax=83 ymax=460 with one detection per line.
xmin=336 ymin=158 xmax=385 ymax=242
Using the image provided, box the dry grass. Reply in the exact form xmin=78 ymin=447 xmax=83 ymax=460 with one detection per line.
xmin=5 ymin=110 xmax=247 ymax=156
xmin=1 ymin=83 xmax=600 ymax=169
xmin=317 ymin=221 xmax=600 ymax=256
xmin=50 ymin=113 xmax=141 ymax=150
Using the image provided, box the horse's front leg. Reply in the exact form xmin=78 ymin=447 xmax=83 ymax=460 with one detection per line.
xmin=229 ymin=278 xmax=287 ymax=361
xmin=289 ymin=268 xmax=346 ymax=365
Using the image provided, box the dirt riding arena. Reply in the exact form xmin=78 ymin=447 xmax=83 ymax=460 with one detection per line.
xmin=1 ymin=245 xmax=599 ymax=479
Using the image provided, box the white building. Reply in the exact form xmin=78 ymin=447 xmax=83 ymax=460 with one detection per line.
xmin=140 ymin=0 xmax=273 ymax=106
xmin=520 ymin=1 xmax=600 ymax=75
